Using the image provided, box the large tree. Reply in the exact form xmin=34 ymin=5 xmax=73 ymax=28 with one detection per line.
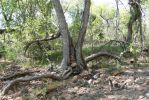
xmin=51 ymin=0 xmax=91 ymax=74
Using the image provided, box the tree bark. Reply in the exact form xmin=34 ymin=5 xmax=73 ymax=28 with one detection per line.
xmin=126 ymin=0 xmax=141 ymax=43
xmin=51 ymin=0 xmax=72 ymax=70
xmin=75 ymin=0 xmax=91 ymax=70
xmin=52 ymin=0 xmax=91 ymax=73
xmin=115 ymin=0 xmax=119 ymax=36
xmin=137 ymin=0 xmax=144 ymax=50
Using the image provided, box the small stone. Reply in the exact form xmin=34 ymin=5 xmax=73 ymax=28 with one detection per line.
xmin=145 ymin=93 xmax=149 ymax=97
xmin=138 ymin=95 xmax=145 ymax=99
xmin=51 ymin=72 xmax=56 ymax=75
xmin=93 ymin=73 xmax=100 ymax=79
xmin=88 ymin=79 xmax=93 ymax=84
xmin=15 ymin=97 xmax=22 ymax=100
xmin=72 ymin=76 xmax=78 ymax=83
xmin=74 ymin=86 xmax=79 ymax=90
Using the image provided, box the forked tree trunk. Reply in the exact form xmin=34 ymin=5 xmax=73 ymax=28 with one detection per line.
xmin=52 ymin=0 xmax=91 ymax=72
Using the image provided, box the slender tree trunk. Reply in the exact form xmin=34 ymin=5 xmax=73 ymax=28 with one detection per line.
xmin=75 ymin=0 xmax=91 ymax=70
xmin=126 ymin=0 xmax=141 ymax=44
xmin=127 ymin=18 xmax=134 ymax=43
xmin=115 ymin=0 xmax=119 ymax=36
xmin=137 ymin=0 xmax=144 ymax=51
xmin=51 ymin=0 xmax=72 ymax=70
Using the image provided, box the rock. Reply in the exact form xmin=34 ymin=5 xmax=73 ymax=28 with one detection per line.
xmin=87 ymin=79 xmax=93 ymax=84
xmin=50 ymin=72 xmax=56 ymax=75
xmin=93 ymin=73 xmax=100 ymax=79
xmin=145 ymin=93 xmax=149 ymax=98
xmin=138 ymin=95 xmax=145 ymax=100
xmin=72 ymin=76 xmax=78 ymax=83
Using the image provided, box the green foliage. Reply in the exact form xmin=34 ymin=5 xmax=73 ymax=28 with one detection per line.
xmin=0 ymin=0 xmax=148 ymax=68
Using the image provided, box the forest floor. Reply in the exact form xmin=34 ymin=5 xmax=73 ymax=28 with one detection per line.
xmin=0 ymin=54 xmax=149 ymax=100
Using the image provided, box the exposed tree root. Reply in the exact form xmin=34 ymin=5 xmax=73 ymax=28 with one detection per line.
xmin=0 ymin=70 xmax=39 ymax=81
xmin=1 ymin=51 xmax=125 ymax=95
xmin=62 ymin=51 xmax=125 ymax=79
xmin=1 ymin=73 xmax=61 ymax=95
xmin=85 ymin=51 xmax=122 ymax=63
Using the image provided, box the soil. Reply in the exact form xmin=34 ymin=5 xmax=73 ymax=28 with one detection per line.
xmin=0 ymin=64 xmax=149 ymax=100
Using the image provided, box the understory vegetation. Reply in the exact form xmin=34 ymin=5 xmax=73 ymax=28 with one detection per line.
xmin=0 ymin=0 xmax=149 ymax=100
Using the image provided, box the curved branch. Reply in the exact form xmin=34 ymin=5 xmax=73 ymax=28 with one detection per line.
xmin=24 ymin=30 xmax=61 ymax=55
xmin=85 ymin=51 xmax=122 ymax=63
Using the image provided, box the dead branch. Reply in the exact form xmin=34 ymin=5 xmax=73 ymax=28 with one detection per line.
xmin=1 ymin=73 xmax=61 ymax=95
xmin=24 ymin=30 xmax=61 ymax=55
xmin=0 ymin=70 xmax=39 ymax=81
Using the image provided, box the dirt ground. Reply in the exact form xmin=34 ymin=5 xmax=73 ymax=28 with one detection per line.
xmin=0 ymin=64 xmax=149 ymax=100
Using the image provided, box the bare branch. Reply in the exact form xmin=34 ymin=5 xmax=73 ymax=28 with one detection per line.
xmin=24 ymin=30 xmax=61 ymax=55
